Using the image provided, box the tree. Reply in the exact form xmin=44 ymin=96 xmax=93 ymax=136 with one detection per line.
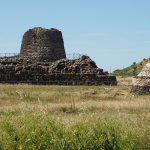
xmin=132 ymin=62 xmax=137 ymax=76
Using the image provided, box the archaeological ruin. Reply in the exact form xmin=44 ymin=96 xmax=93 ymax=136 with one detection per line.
xmin=131 ymin=63 xmax=150 ymax=93
xmin=20 ymin=27 xmax=66 ymax=61
xmin=0 ymin=27 xmax=117 ymax=85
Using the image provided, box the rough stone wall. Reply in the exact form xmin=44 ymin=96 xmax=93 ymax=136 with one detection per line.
xmin=0 ymin=55 xmax=117 ymax=85
xmin=20 ymin=27 xmax=66 ymax=61
xmin=0 ymin=27 xmax=117 ymax=85
xmin=131 ymin=77 xmax=150 ymax=93
xmin=131 ymin=63 xmax=150 ymax=93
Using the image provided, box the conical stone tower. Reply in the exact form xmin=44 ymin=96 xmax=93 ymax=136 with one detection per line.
xmin=131 ymin=63 xmax=150 ymax=93
xmin=20 ymin=27 xmax=66 ymax=61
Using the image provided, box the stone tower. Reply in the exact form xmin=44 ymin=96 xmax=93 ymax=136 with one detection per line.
xmin=20 ymin=27 xmax=66 ymax=61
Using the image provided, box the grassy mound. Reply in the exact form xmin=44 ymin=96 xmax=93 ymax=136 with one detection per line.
xmin=113 ymin=58 xmax=150 ymax=76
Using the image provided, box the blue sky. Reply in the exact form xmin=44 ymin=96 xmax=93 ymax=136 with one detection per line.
xmin=0 ymin=0 xmax=150 ymax=71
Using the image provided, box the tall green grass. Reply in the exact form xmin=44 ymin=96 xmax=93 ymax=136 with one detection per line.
xmin=0 ymin=111 xmax=149 ymax=150
xmin=0 ymin=84 xmax=149 ymax=149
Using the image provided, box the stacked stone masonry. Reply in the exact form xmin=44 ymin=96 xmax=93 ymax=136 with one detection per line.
xmin=131 ymin=63 xmax=150 ymax=93
xmin=0 ymin=55 xmax=117 ymax=85
xmin=0 ymin=27 xmax=117 ymax=85
xmin=20 ymin=27 xmax=66 ymax=62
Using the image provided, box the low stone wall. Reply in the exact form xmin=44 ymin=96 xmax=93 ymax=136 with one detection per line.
xmin=0 ymin=73 xmax=116 ymax=85
xmin=0 ymin=55 xmax=117 ymax=85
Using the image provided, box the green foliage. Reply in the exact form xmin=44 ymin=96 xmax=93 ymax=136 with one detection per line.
xmin=113 ymin=58 xmax=150 ymax=76
xmin=0 ymin=113 xmax=147 ymax=150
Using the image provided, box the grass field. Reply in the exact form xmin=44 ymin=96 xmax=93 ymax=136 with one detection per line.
xmin=0 ymin=80 xmax=149 ymax=149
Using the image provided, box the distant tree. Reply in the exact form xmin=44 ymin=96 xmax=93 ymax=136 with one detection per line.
xmin=132 ymin=62 xmax=136 ymax=66
xmin=132 ymin=62 xmax=137 ymax=76
xmin=143 ymin=58 xmax=146 ymax=61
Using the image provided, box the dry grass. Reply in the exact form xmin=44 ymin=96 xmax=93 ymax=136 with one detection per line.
xmin=116 ymin=76 xmax=132 ymax=85
xmin=0 ymin=83 xmax=149 ymax=149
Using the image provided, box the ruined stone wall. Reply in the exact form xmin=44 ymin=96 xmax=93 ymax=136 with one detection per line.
xmin=131 ymin=63 xmax=150 ymax=93
xmin=131 ymin=77 xmax=150 ymax=93
xmin=20 ymin=27 xmax=66 ymax=61
xmin=0 ymin=27 xmax=117 ymax=85
xmin=0 ymin=56 xmax=117 ymax=85
xmin=0 ymin=72 xmax=116 ymax=85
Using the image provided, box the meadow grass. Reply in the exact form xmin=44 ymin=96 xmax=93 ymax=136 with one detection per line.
xmin=0 ymin=83 xmax=149 ymax=149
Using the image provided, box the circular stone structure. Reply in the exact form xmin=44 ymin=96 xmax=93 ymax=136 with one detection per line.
xmin=0 ymin=27 xmax=117 ymax=85
xmin=20 ymin=27 xmax=66 ymax=61
xmin=131 ymin=63 xmax=150 ymax=93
